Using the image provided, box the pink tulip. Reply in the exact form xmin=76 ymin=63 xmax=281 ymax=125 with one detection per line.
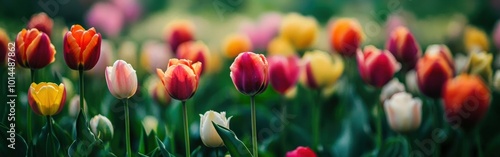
xmin=105 ymin=60 xmax=138 ymax=99
xmin=268 ymin=55 xmax=300 ymax=95
xmin=230 ymin=52 xmax=269 ymax=96
xmin=86 ymin=2 xmax=124 ymax=38
xmin=357 ymin=45 xmax=401 ymax=88
xmin=286 ymin=146 xmax=317 ymax=157
xmin=240 ymin=13 xmax=282 ymax=50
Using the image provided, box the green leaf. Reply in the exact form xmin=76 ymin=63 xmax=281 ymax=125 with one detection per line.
xmin=212 ymin=122 xmax=252 ymax=157
xmin=68 ymin=110 xmax=97 ymax=157
xmin=35 ymin=118 xmax=61 ymax=157
xmin=156 ymin=136 xmax=175 ymax=157
xmin=0 ymin=123 xmax=28 ymax=156
xmin=378 ymin=136 xmax=409 ymax=157
xmin=190 ymin=146 xmax=202 ymax=157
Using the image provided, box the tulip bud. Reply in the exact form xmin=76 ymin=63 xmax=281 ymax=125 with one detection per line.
xmin=68 ymin=95 xmax=88 ymax=119
xmin=466 ymin=51 xmax=492 ymax=83
xmin=267 ymin=37 xmax=296 ymax=57
xmin=385 ymin=26 xmax=421 ymax=70
xmin=27 ymin=12 xmax=54 ymax=37
xmin=89 ymin=40 xmax=114 ymax=76
xmin=90 ymin=114 xmax=114 ymax=142
xmin=494 ymin=70 xmax=500 ymax=91
xmin=63 ymin=24 xmax=102 ymax=71
xmin=329 ymin=18 xmax=364 ymax=57
xmin=279 ymin=13 xmax=319 ymax=50
xmin=145 ymin=76 xmax=171 ymax=106
xmin=176 ymin=41 xmax=210 ymax=74
xmin=15 ymin=28 xmax=56 ymax=69
xmin=0 ymin=28 xmax=9 ymax=66
xmin=286 ymin=146 xmax=317 ymax=157
xmin=268 ymin=55 xmax=300 ymax=95
xmin=463 ymin=26 xmax=489 ymax=53
xmin=384 ymin=92 xmax=422 ymax=133
xmin=222 ymin=33 xmax=253 ymax=58
xmin=142 ymin=116 xmax=159 ymax=136
xmin=140 ymin=40 xmax=172 ymax=73
xmin=199 ymin=110 xmax=232 ymax=147
xmin=357 ymin=46 xmax=401 ymax=88
xmin=416 ymin=46 xmax=454 ymax=98
xmin=301 ymin=50 xmax=344 ymax=89
xmin=230 ymin=52 xmax=269 ymax=96
xmin=28 ymin=82 xmax=66 ymax=116
xmin=380 ymin=78 xmax=406 ymax=102
xmin=442 ymin=74 xmax=490 ymax=129
xmin=165 ymin=20 xmax=194 ymax=53
xmin=157 ymin=59 xmax=201 ymax=101
xmin=105 ymin=60 xmax=138 ymax=99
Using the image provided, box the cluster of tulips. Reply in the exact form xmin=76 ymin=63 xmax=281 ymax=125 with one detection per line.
xmin=0 ymin=11 xmax=497 ymax=157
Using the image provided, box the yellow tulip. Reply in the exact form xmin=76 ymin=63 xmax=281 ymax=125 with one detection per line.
xmin=267 ymin=37 xmax=296 ymax=57
xmin=301 ymin=50 xmax=344 ymax=89
xmin=279 ymin=13 xmax=318 ymax=50
xmin=28 ymin=82 xmax=66 ymax=116
xmin=467 ymin=51 xmax=493 ymax=83
xmin=463 ymin=26 xmax=489 ymax=53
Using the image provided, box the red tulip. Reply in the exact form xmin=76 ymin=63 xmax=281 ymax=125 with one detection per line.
xmin=176 ymin=41 xmax=209 ymax=74
xmin=416 ymin=47 xmax=454 ymax=98
xmin=165 ymin=20 xmax=194 ymax=53
xmin=385 ymin=26 xmax=421 ymax=70
xmin=286 ymin=146 xmax=317 ymax=157
xmin=0 ymin=29 xmax=9 ymax=65
xmin=230 ymin=52 xmax=269 ymax=96
xmin=357 ymin=45 xmax=400 ymax=88
xmin=329 ymin=18 xmax=364 ymax=57
xmin=156 ymin=59 xmax=201 ymax=101
xmin=15 ymin=28 xmax=56 ymax=69
xmin=442 ymin=74 xmax=490 ymax=129
xmin=268 ymin=55 xmax=300 ymax=95
xmin=63 ymin=24 xmax=102 ymax=71
xmin=27 ymin=12 xmax=54 ymax=37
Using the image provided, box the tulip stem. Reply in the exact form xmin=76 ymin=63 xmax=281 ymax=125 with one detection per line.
xmin=475 ymin=129 xmax=483 ymax=157
xmin=27 ymin=69 xmax=35 ymax=147
xmin=182 ymin=101 xmax=191 ymax=157
xmin=79 ymin=70 xmax=86 ymax=118
xmin=124 ymin=99 xmax=132 ymax=157
xmin=376 ymin=104 xmax=382 ymax=149
xmin=432 ymin=98 xmax=441 ymax=157
xmin=250 ymin=96 xmax=258 ymax=157
xmin=312 ymin=90 xmax=321 ymax=151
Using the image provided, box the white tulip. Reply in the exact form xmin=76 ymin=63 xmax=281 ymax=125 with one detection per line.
xmin=199 ymin=110 xmax=232 ymax=147
xmin=90 ymin=114 xmax=114 ymax=141
xmin=142 ymin=116 xmax=159 ymax=136
xmin=494 ymin=70 xmax=500 ymax=91
xmin=380 ymin=78 xmax=405 ymax=102
xmin=405 ymin=70 xmax=420 ymax=94
xmin=384 ymin=92 xmax=422 ymax=133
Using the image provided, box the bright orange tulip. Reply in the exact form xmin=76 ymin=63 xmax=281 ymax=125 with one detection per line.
xmin=329 ymin=18 xmax=364 ymax=57
xmin=63 ymin=24 xmax=102 ymax=71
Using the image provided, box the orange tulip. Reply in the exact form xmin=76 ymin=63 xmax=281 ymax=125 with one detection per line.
xmin=222 ymin=33 xmax=253 ymax=58
xmin=63 ymin=24 xmax=102 ymax=71
xmin=416 ymin=47 xmax=454 ymax=98
xmin=329 ymin=18 xmax=364 ymax=57
xmin=156 ymin=59 xmax=201 ymax=101
xmin=15 ymin=28 xmax=56 ymax=69
xmin=442 ymin=74 xmax=490 ymax=129
xmin=176 ymin=41 xmax=209 ymax=74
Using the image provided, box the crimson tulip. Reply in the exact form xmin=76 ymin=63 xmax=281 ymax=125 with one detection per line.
xmin=230 ymin=52 xmax=269 ymax=96
xmin=156 ymin=58 xmax=201 ymax=101
xmin=357 ymin=45 xmax=400 ymax=88
xmin=268 ymin=55 xmax=300 ymax=94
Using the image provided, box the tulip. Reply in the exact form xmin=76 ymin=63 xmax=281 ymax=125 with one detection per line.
xmin=68 ymin=95 xmax=88 ymax=118
xmin=494 ymin=70 xmax=500 ymax=91
xmin=268 ymin=55 xmax=300 ymax=95
xmin=384 ymin=92 xmax=422 ymax=133
xmin=15 ymin=28 xmax=56 ymax=69
xmin=146 ymin=76 xmax=171 ymax=106
xmin=493 ymin=21 xmax=500 ymax=50
xmin=301 ymin=50 xmax=344 ymax=89
xmin=206 ymin=50 xmax=223 ymax=74
xmin=27 ymin=12 xmax=54 ymax=37
xmin=176 ymin=41 xmax=209 ymax=74
xmin=90 ymin=114 xmax=114 ymax=141
xmin=279 ymin=13 xmax=319 ymax=50
xmin=380 ymin=78 xmax=406 ymax=102
xmin=156 ymin=58 xmax=201 ymax=101
xmin=110 ymin=0 xmax=142 ymax=23
xmin=405 ymin=70 xmax=420 ymax=94
xmin=466 ymin=51 xmax=493 ymax=83
xmin=61 ymin=77 xmax=75 ymax=101
xmin=329 ymin=18 xmax=364 ymax=57
xmin=267 ymin=37 xmax=296 ymax=57
xmin=63 ymin=24 xmax=102 ymax=71
xmin=230 ymin=52 xmax=269 ymax=96
xmin=222 ymin=33 xmax=253 ymax=58
xmin=141 ymin=40 xmax=172 ymax=73
xmin=425 ymin=44 xmax=454 ymax=71
xmin=105 ymin=60 xmax=138 ymax=99
xmin=442 ymin=74 xmax=490 ymax=129
xmin=165 ymin=20 xmax=194 ymax=53
xmin=199 ymin=110 xmax=232 ymax=147
xmin=28 ymin=82 xmax=66 ymax=116
xmin=86 ymin=2 xmax=124 ymax=38
xmin=240 ymin=13 xmax=282 ymax=50
xmin=463 ymin=26 xmax=489 ymax=53
xmin=0 ymin=28 xmax=9 ymax=65
xmin=416 ymin=47 xmax=454 ymax=98
xmin=385 ymin=26 xmax=421 ymax=70
xmin=357 ymin=46 xmax=400 ymax=88
xmin=286 ymin=146 xmax=317 ymax=157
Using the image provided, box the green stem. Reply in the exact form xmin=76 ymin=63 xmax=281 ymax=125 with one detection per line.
xmin=79 ymin=70 xmax=86 ymax=118
xmin=433 ymin=99 xmax=441 ymax=157
xmin=182 ymin=101 xmax=191 ymax=157
xmin=312 ymin=90 xmax=321 ymax=150
xmin=376 ymin=104 xmax=382 ymax=149
xmin=46 ymin=116 xmax=55 ymax=156
xmin=216 ymin=148 xmax=219 ymax=157
xmin=475 ymin=130 xmax=483 ymax=157
xmin=462 ymin=131 xmax=469 ymax=157
xmin=250 ymin=96 xmax=258 ymax=157
xmin=280 ymin=96 xmax=287 ymax=153
xmin=124 ymin=99 xmax=132 ymax=157
xmin=403 ymin=134 xmax=412 ymax=155
xmin=28 ymin=69 xmax=34 ymax=146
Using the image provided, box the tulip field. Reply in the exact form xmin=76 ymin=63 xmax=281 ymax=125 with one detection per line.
xmin=2 ymin=0 xmax=500 ymax=157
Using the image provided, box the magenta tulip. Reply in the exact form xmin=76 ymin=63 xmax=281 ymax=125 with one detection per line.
xmin=230 ymin=52 xmax=269 ymax=96
xmin=357 ymin=45 xmax=400 ymax=88
xmin=268 ymin=55 xmax=300 ymax=95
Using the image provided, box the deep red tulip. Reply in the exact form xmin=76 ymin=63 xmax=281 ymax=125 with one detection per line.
xmin=165 ymin=20 xmax=194 ymax=53
xmin=156 ymin=59 xmax=201 ymax=101
xmin=286 ymin=146 xmax=317 ymax=157
xmin=63 ymin=24 xmax=102 ymax=71
xmin=416 ymin=46 xmax=454 ymax=98
xmin=230 ymin=52 xmax=269 ymax=96
xmin=268 ymin=55 xmax=300 ymax=95
xmin=357 ymin=45 xmax=400 ymax=88
xmin=27 ymin=12 xmax=54 ymax=37
xmin=443 ymin=74 xmax=490 ymax=129
xmin=385 ymin=26 xmax=421 ymax=70
xmin=15 ymin=28 xmax=56 ymax=69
